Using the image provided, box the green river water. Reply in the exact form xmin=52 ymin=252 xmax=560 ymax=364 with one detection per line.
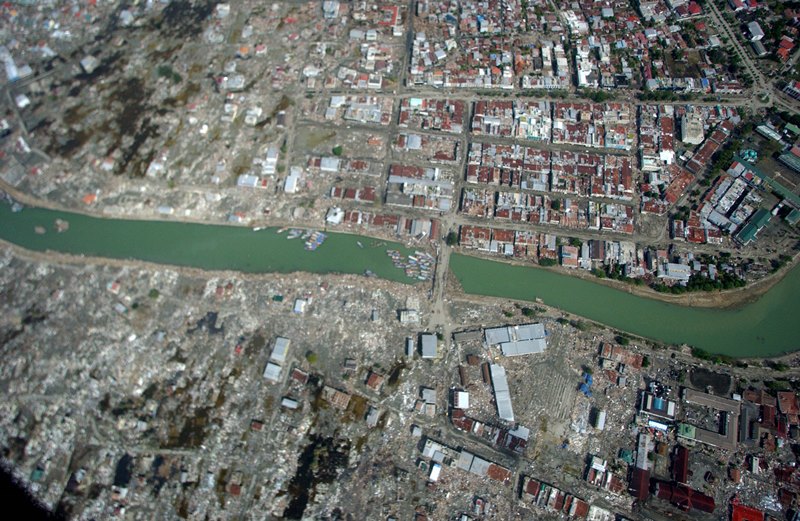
xmin=1 ymin=202 xmax=798 ymax=357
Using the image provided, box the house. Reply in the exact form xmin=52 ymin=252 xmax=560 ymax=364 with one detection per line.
xmin=366 ymin=371 xmax=385 ymax=392
xmin=561 ymin=245 xmax=579 ymax=268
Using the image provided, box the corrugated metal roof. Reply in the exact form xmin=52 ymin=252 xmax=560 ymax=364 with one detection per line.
xmin=501 ymin=338 xmax=546 ymax=356
xmin=421 ymin=334 xmax=438 ymax=358
xmin=469 ymin=456 xmax=491 ymax=477
xmin=490 ymin=364 xmax=514 ymax=422
xmin=456 ymin=450 xmax=474 ymax=471
xmin=485 ymin=327 xmax=510 ymax=345
xmin=263 ymin=362 xmax=282 ymax=382
xmin=270 ymin=337 xmax=291 ymax=364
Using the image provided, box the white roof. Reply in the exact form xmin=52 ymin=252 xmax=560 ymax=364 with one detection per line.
xmin=456 ymin=450 xmax=474 ymax=471
xmin=421 ymin=334 xmax=437 ymax=358
xmin=320 ymin=157 xmax=341 ymax=172
xmin=455 ymin=391 xmax=470 ymax=409
xmin=469 ymin=456 xmax=490 ymax=476
xmin=237 ymin=174 xmax=259 ymax=188
xmin=501 ymin=338 xmax=547 ymax=356
xmin=263 ymin=362 xmax=282 ymax=382
xmin=429 ymin=463 xmax=442 ymax=481
xmin=281 ymin=397 xmax=299 ymax=409
xmin=485 ymin=327 xmax=510 ymax=345
xmin=490 ymin=364 xmax=514 ymax=422
xmin=270 ymin=337 xmax=291 ymax=364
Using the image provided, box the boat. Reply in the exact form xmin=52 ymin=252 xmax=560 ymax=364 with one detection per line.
xmin=304 ymin=231 xmax=327 ymax=251
xmin=252 ymin=226 xmax=265 ymax=232
xmin=287 ymin=229 xmax=303 ymax=239
xmin=364 ymin=269 xmax=376 ymax=277
xmin=357 ymin=241 xmax=364 ymax=249
xmin=54 ymin=219 xmax=69 ymax=232
xmin=11 ymin=202 xmax=23 ymax=213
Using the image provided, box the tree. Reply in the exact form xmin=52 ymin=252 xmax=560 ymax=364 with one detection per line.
xmin=521 ymin=307 xmax=535 ymax=317
xmin=306 ymin=351 xmax=318 ymax=364
xmin=148 ymin=289 xmax=160 ymax=299
xmin=445 ymin=231 xmax=458 ymax=246
xmin=332 ymin=145 xmax=343 ymax=156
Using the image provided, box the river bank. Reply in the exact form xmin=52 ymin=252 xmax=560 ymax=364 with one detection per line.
xmin=4 ymin=177 xmax=794 ymax=310
xmin=448 ymin=253 xmax=800 ymax=357
xmin=2 ymin=192 xmax=800 ymax=356
xmin=446 ymin=247 xmax=799 ymax=310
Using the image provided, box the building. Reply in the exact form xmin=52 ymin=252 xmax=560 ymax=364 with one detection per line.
xmin=751 ymin=40 xmax=768 ymax=57
xmin=681 ymin=113 xmax=704 ymax=144
xmin=270 ymin=337 xmax=291 ymax=364
xmin=420 ymin=333 xmax=438 ymax=358
xmin=262 ymin=362 xmax=281 ymax=382
xmin=454 ymin=391 xmax=470 ymax=409
xmin=640 ymin=392 xmax=677 ymax=420
xmin=785 ymin=81 xmax=800 ymax=100
xmin=653 ymin=480 xmax=715 ymax=513
xmin=735 ymin=209 xmax=771 ymax=245
xmin=490 ymin=364 xmax=514 ymax=422
xmin=293 ymin=298 xmax=308 ymax=314
xmin=594 ymin=410 xmax=607 ymax=430
xmin=682 ymin=388 xmax=740 ymax=451
xmin=658 ymin=262 xmax=692 ymax=284
xmin=485 ymin=323 xmax=547 ymax=356
xmin=747 ymin=21 xmax=764 ymax=41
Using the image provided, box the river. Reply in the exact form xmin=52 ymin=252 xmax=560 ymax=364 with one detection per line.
xmin=1 ymin=202 xmax=798 ymax=357
xmin=450 ymin=253 xmax=800 ymax=357
xmin=0 ymin=203 xmax=420 ymax=284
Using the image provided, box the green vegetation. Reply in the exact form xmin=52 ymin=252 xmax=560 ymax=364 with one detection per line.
xmin=690 ymin=347 xmax=736 ymax=365
xmin=705 ymin=139 xmax=742 ymax=183
xmin=642 ymin=355 xmax=650 ymax=368
xmin=332 ymin=145 xmax=343 ymax=156
xmin=615 ymin=335 xmax=630 ymax=345
xmin=767 ymin=360 xmax=790 ymax=371
xmin=652 ymin=270 xmax=745 ymax=294
xmin=148 ymin=289 xmax=160 ymax=299
xmin=156 ymin=64 xmax=182 ymax=84
xmin=771 ymin=254 xmax=792 ymax=273
xmin=516 ymin=88 xmax=569 ymax=98
xmin=765 ymin=379 xmax=791 ymax=391
xmin=445 ymin=231 xmax=458 ymax=246
xmin=306 ymin=351 xmax=318 ymax=364
xmin=521 ymin=307 xmax=536 ymax=317
xmin=568 ymin=237 xmax=582 ymax=248
xmin=538 ymin=258 xmax=557 ymax=267
xmin=571 ymin=320 xmax=587 ymax=331
xmin=580 ymin=89 xmax=614 ymax=103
